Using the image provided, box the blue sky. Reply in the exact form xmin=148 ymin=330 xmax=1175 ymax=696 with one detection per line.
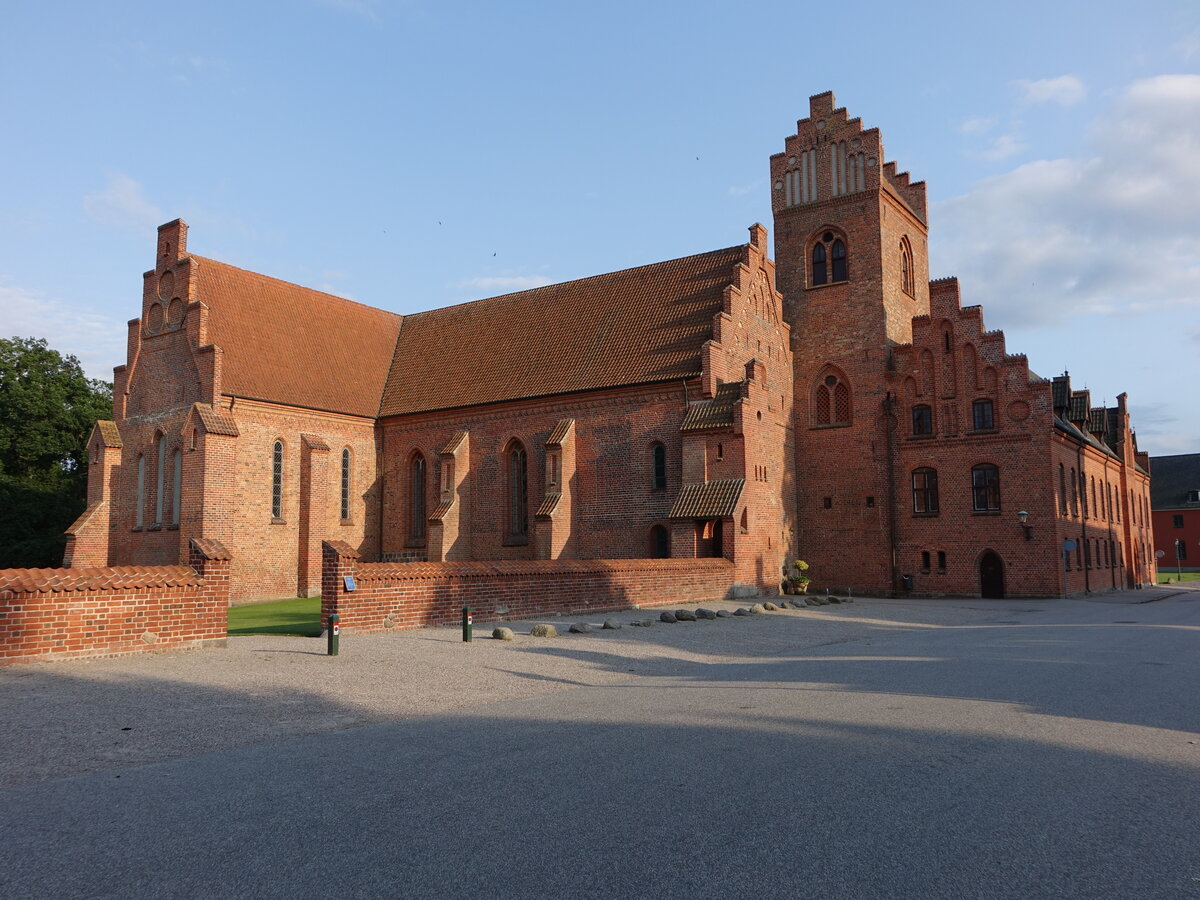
xmin=3 ymin=0 xmax=1199 ymax=455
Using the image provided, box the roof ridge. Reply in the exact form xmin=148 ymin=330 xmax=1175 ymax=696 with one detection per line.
xmin=189 ymin=254 xmax=403 ymax=322
xmin=403 ymin=243 xmax=746 ymax=321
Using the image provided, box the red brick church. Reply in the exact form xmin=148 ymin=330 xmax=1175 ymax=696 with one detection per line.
xmin=66 ymin=92 xmax=1156 ymax=602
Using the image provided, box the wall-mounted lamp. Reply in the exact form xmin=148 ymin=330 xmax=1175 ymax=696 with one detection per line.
xmin=1017 ymin=509 xmax=1033 ymax=540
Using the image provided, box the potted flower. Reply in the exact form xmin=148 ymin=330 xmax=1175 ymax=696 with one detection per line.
xmin=789 ymin=560 xmax=811 ymax=594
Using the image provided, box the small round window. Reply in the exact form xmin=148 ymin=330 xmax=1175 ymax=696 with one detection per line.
xmin=824 ymin=375 xmax=837 ymax=387
xmin=822 ymin=231 xmax=834 ymax=243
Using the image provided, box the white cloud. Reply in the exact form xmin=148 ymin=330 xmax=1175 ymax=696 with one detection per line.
xmin=456 ymin=274 xmax=554 ymax=294
xmin=979 ymin=133 xmax=1025 ymax=161
xmin=934 ymin=75 xmax=1200 ymax=329
xmin=83 ymin=173 xmax=162 ymax=234
xmin=1015 ymin=75 xmax=1087 ymax=107
xmin=959 ymin=116 xmax=997 ymax=135
xmin=0 ymin=283 xmax=126 ymax=382
xmin=1173 ymin=32 xmax=1200 ymax=61
xmin=728 ymin=180 xmax=760 ymax=197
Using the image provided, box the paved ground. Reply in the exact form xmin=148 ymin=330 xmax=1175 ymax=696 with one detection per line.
xmin=2 ymin=585 xmax=1198 ymax=898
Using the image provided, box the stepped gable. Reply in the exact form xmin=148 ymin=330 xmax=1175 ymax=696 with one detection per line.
xmin=379 ymin=245 xmax=746 ymax=417
xmin=191 ymin=256 xmax=402 ymax=418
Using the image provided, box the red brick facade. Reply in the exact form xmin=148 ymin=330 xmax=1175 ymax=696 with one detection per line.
xmin=61 ymin=90 xmax=1152 ymax=603
xmin=1 ymin=539 xmax=230 ymax=665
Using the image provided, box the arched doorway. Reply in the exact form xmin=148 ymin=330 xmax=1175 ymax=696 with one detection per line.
xmin=979 ymin=551 xmax=1005 ymax=598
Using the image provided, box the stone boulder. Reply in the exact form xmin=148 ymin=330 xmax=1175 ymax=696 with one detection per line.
xmin=675 ymin=609 xmax=697 ymax=621
xmin=659 ymin=611 xmax=678 ymax=624
xmin=569 ymin=622 xmax=592 ymax=634
xmin=492 ymin=627 xmax=515 ymax=641
xmin=530 ymin=624 xmax=558 ymax=638
xmin=696 ymin=608 xmax=717 ymax=620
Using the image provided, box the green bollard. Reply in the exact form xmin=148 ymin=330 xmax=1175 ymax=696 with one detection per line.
xmin=327 ymin=613 xmax=340 ymax=656
xmin=462 ymin=606 xmax=473 ymax=642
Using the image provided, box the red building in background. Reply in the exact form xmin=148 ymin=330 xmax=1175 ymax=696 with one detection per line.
xmin=1151 ymin=453 xmax=1200 ymax=574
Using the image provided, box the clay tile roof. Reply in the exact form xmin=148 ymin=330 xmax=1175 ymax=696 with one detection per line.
xmin=441 ymin=431 xmax=468 ymax=455
xmin=190 ymin=537 xmax=232 ymax=560
xmin=379 ymin=245 xmax=746 ymax=417
xmin=536 ymin=491 xmax=562 ymax=518
xmin=669 ymin=478 xmax=745 ymax=519
xmin=681 ymin=381 xmax=742 ymax=431
xmin=0 ymin=566 xmax=202 ymax=593
xmin=301 ymin=433 xmax=330 ymax=451
xmin=192 ymin=256 xmax=402 ymax=418
xmin=546 ymin=419 xmax=574 ymax=446
xmin=193 ymin=403 xmax=240 ymax=436
xmin=430 ymin=499 xmax=454 ymax=520
xmin=324 ymin=540 xmax=361 ymax=559
xmin=1068 ymin=393 xmax=1088 ymax=422
xmin=94 ymin=420 xmax=123 ymax=448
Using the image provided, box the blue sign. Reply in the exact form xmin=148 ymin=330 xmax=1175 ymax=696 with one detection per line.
xmin=344 ymin=575 xmax=357 ymax=592
xmin=1062 ymin=539 xmax=1077 ymax=552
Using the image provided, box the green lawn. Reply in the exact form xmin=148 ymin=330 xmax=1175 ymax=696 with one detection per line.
xmin=1158 ymin=571 xmax=1200 ymax=584
xmin=227 ymin=596 xmax=323 ymax=636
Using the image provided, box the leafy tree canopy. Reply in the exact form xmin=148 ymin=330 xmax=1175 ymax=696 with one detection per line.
xmin=0 ymin=337 xmax=113 ymax=567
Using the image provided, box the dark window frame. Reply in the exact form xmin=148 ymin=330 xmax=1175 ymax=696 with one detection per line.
xmin=912 ymin=467 xmax=939 ymax=515
xmin=971 ymin=399 xmax=995 ymax=431
xmin=971 ymin=464 xmax=1001 ymax=512
xmin=912 ymin=404 xmax=933 ymax=436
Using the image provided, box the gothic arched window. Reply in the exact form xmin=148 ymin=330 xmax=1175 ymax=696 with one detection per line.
xmin=831 ymin=239 xmax=847 ymax=282
xmin=341 ymin=448 xmax=352 ymax=521
xmin=901 ymin=237 xmax=915 ymax=295
xmin=505 ymin=441 xmax=528 ymax=542
xmin=811 ymin=242 xmax=827 ymax=286
xmin=810 ymin=230 xmax=849 ymax=287
xmin=271 ymin=440 xmax=284 ymax=519
xmin=409 ymin=451 xmax=426 ymax=542
xmin=814 ymin=371 xmax=851 ymax=426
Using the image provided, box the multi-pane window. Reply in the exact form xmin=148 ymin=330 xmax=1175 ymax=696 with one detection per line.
xmin=912 ymin=467 xmax=939 ymax=514
xmin=912 ymin=404 xmax=932 ymax=435
xmin=651 ymin=443 xmax=666 ymax=490
xmin=1059 ymin=464 xmax=1068 ymax=516
xmin=1174 ymin=514 xmax=1185 ymax=528
xmin=271 ymin=440 xmax=284 ymax=519
xmin=971 ymin=399 xmax=995 ymax=431
xmin=409 ymin=453 xmax=426 ymax=542
xmin=814 ymin=373 xmax=851 ymax=426
xmin=341 ymin=449 xmax=352 ymax=521
xmin=831 ymin=240 xmax=847 ymax=282
xmin=972 ymin=464 xmax=1001 ymax=511
xmin=507 ymin=442 xmax=528 ymax=541
xmin=811 ymin=243 xmax=827 ymax=286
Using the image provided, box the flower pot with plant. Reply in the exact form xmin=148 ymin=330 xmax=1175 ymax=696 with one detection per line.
xmin=788 ymin=560 xmax=811 ymax=594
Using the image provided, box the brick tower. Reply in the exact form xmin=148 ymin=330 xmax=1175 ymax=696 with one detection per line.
xmin=770 ymin=91 xmax=931 ymax=593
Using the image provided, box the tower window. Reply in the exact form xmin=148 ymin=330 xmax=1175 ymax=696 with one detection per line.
xmin=814 ymin=371 xmax=851 ymax=426
xmin=900 ymin=237 xmax=915 ymax=295
xmin=810 ymin=231 xmax=848 ymax=287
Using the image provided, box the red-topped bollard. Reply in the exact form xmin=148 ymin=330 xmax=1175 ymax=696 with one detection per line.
xmin=462 ymin=606 xmax=473 ymax=642
xmin=327 ymin=613 xmax=340 ymax=656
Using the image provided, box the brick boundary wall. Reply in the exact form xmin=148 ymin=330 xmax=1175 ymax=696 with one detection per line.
xmin=0 ymin=539 xmax=231 ymax=666
xmin=321 ymin=541 xmax=742 ymax=633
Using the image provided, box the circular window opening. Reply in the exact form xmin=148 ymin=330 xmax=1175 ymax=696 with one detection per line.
xmin=822 ymin=231 xmax=834 ymax=243
xmin=824 ymin=375 xmax=837 ymax=387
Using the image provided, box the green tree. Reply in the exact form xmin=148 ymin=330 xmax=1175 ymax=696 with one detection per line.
xmin=0 ymin=337 xmax=112 ymax=567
